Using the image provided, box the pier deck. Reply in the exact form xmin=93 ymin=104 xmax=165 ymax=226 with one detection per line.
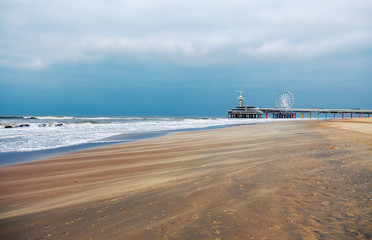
xmin=258 ymin=108 xmax=372 ymax=115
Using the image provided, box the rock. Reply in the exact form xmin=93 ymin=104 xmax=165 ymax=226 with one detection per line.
xmin=5 ymin=124 xmax=31 ymax=128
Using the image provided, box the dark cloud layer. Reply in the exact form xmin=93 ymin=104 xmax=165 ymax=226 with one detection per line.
xmin=0 ymin=0 xmax=371 ymax=115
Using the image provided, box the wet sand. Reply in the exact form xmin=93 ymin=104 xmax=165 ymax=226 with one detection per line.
xmin=0 ymin=120 xmax=371 ymax=239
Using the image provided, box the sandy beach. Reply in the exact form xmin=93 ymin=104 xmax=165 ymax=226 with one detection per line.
xmin=0 ymin=119 xmax=371 ymax=240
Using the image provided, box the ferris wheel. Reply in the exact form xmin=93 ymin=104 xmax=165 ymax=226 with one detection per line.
xmin=276 ymin=91 xmax=295 ymax=109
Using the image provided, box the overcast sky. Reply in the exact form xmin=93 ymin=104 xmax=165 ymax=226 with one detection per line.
xmin=1 ymin=0 xmax=371 ymax=116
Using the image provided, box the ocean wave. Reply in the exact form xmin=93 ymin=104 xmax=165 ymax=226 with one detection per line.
xmin=73 ymin=117 xmax=145 ymax=120
xmin=0 ymin=116 xmax=25 ymax=120
xmin=24 ymin=116 xmax=74 ymax=120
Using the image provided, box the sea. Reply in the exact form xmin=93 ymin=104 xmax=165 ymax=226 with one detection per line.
xmin=0 ymin=115 xmax=279 ymax=166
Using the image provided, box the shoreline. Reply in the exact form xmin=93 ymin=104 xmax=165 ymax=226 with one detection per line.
xmin=0 ymin=119 xmax=371 ymax=239
xmin=2 ymin=115 xmax=258 ymax=166
xmin=0 ymin=131 xmax=169 ymax=167
xmin=0 ymin=120 xmax=278 ymax=167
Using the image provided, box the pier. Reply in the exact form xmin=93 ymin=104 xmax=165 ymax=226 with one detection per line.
xmin=227 ymin=91 xmax=372 ymax=119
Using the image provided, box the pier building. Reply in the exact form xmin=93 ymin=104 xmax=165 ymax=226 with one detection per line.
xmin=227 ymin=91 xmax=264 ymax=118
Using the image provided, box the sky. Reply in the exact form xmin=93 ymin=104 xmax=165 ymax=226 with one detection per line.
xmin=0 ymin=0 xmax=371 ymax=116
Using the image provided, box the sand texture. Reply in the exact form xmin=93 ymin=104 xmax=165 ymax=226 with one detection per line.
xmin=0 ymin=120 xmax=371 ymax=239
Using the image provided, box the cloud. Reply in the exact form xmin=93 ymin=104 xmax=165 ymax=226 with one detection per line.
xmin=240 ymin=31 xmax=372 ymax=58
xmin=0 ymin=0 xmax=371 ymax=69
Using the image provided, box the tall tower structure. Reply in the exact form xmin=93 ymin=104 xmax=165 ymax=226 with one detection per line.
xmin=236 ymin=90 xmax=244 ymax=107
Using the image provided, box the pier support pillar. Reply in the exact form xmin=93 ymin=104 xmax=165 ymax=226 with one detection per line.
xmin=334 ymin=114 xmax=335 ymax=119
xmin=342 ymin=114 xmax=344 ymax=119
xmin=351 ymin=114 xmax=353 ymax=119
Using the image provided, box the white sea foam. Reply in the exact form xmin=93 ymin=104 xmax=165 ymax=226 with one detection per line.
xmin=0 ymin=116 xmax=294 ymax=153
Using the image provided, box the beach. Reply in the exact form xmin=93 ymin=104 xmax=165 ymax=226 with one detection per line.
xmin=0 ymin=119 xmax=371 ymax=239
